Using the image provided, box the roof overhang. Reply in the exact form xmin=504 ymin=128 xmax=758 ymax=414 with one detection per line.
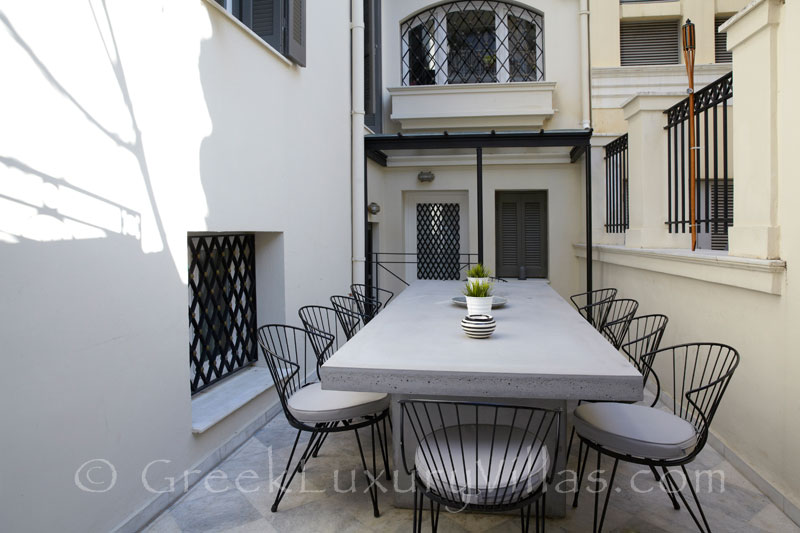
xmin=365 ymin=129 xmax=593 ymax=166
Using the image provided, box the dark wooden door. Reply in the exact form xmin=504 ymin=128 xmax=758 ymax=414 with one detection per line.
xmin=495 ymin=191 xmax=548 ymax=278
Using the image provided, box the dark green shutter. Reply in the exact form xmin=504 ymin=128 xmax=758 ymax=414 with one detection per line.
xmin=252 ymin=0 xmax=283 ymax=53
xmin=286 ymin=0 xmax=306 ymax=66
xmin=495 ymin=192 xmax=548 ymax=278
xmin=364 ymin=0 xmax=382 ymax=132
xmin=715 ymin=17 xmax=732 ymax=63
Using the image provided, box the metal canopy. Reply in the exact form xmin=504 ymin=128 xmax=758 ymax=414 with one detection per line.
xmin=365 ymin=129 xmax=592 ymax=155
xmin=363 ymin=129 xmax=594 ymax=294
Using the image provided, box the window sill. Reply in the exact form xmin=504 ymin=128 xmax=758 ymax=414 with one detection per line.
xmin=574 ymin=244 xmax=786 ymax=295
xmin=191 ymin=367 xmax=274 ymax=434
xmin=202 ymin=0 xmax=293 ymax=67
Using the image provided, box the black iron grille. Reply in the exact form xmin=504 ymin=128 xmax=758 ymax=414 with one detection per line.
xmin=605 ymin=134 xmax=629 ymax=234
xmin=188 ymin=234 xmax=257 ymax=394
xmin=664 ymin=71 xmax=733 ymax=249
xmin=401 ymin=0 xmax=544 ymax=86
xmin=417 ymin=203 xmax=462 ymax=280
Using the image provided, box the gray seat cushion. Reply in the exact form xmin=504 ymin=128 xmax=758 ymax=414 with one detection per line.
xmin=414 ymin=424 xmax=549 ymax=505
xmin=287 ymin=383 xmax=389 ymax=423
xmin=574 ymin=403 xmax=698 ymax=460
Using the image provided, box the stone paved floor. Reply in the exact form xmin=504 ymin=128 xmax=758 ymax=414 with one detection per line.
xmin=145 ymin=415 xmax=800 ymax=533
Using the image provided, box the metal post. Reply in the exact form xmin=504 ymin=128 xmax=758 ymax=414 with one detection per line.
xmin=476 ymin=147 xmax=484 ymax=265
xmin=364 ymin=154 xmax=372 ymax=293
xmin=585 ymin=145 xmax=593 ymax=294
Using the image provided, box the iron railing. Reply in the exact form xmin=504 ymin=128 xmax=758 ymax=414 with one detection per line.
xmin=188 ymin=234 xmax=258 ymax=394
xmin=664 ymin=71 xmax=733 ymax=250
xmin=400 ymin=0 xmax=544 ymax=86
xmin=367 ymin=252 xmax=478 ymax=293
xmin=605 ymin=134 xmax=629 ymax=233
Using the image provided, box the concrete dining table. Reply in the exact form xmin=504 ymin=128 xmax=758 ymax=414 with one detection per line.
xmin=320 ymin=279 xmax=642 ymax=516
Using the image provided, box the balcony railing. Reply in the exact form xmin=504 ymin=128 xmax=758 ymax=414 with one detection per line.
xmin=400 ymin=0 xmax=544 ymax=86
xmin=367 ymin=252 xmax=478 ymax=292
xmin=664 ymin=71 xmax=733 ymax=250
xmin=605 ymin=134 xmax=629 ymax=234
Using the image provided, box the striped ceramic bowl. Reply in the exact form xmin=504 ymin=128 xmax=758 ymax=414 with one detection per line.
xmin=461 ymin=314 xmax=496 ymax=339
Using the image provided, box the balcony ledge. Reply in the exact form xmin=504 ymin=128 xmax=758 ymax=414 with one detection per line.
xmin=191 ymin=367 xmax=274 ymax=434
xmin=388 ymin=81 xmax=556 ymax=131
xmin=574 ymin=244 xmax=786 ymax=295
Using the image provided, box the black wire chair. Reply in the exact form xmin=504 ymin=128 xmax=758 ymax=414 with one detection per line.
xmin=331 ymin=294 xmax=378 ymax=339
xmin=257 ymin=324 xmax=390 ymax=516
xmin=570 ymin=314 xmax=669 ymax=507
xmin=299 ymin=305 xmax=352 ymax=365
xmin=298 ymin=305 xmax=392 ymax=475
xmin=567 ymin=313 xmax=668 ymax=479
xmin=599 ymin=298 xmax=639 ymax=349
xmin=400 ymin=400 xmax=561 ymax=532
xmin=351 ymin=284 xmax=394 ymax=322
xmin=570 ymin=288 xmax=617 ymax=329
xmin=573 ymin=343 xmax=740 ymax=532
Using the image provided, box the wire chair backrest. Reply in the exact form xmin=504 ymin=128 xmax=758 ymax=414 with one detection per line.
xmin=600 ymin=298 xmax=640 ymax=349
xmin=298 ymin=305 xmax=350 ymax=367
xmin=330 ymin=295 xmax=370 ymax=340
xmin=643 ymin=343 xmax=739 ymax=447
xmin=399 ymin=400 xmax=560 ymax=509
xmin=570 ymin=288 xmax=617 ymax=313
xmin=620 ymin=314 xmax=668 ymax=371
xmin=577 ymin=298 xmax=614 ymax=330
xmin=351 ymin=284 xmax=394 ymax=321
xmin=257 ymin=324 xmax=333 ymax=420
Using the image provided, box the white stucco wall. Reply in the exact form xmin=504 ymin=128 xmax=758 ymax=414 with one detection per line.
xmin=0 ymin=1 xmax=353 ymax=531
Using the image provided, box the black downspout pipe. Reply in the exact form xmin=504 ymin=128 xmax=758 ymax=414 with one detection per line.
xmin=584 ymin=144 xmax=593 ymax=295
xmin=364 ymin=153 xmax=369 ymax=289
xmin=477 ymin=147 xmax=484 ymax=266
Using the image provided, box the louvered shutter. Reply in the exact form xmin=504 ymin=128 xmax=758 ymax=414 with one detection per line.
xmin=523 ymin=200 xmax=546 ymax=277
xmin=286 ymin=0 xmax=306 ymax=67
xmin=715 ymin=17 xmax=732 ymax=63
xmin=495 ymin=192 xmax=548 ymax=278
xmin=710 ymin=181 xmax=734 ymax=251
xmin=364 ymin=0 xmax=382 ymax=132
xmin=620 ymin=20 xmax=680 ymax=66
xmin=252 ymin=0 xmax=283 ymax=52
xmin=496 ymin=201 xmax=519 ymax=277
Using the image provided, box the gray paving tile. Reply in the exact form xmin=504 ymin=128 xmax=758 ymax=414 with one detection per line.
xmin=146 ymin=415 xmax=798 ymax=533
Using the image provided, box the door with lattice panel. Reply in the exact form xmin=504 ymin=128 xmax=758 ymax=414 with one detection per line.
xmin=403 ymin=191 xmax=470 ymax=283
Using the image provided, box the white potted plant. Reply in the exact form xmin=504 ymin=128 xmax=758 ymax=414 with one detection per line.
xmin=464 ymin=279 xmax=493 ymax=316
xmin=466 ymin=263 xmax=491 ymax=286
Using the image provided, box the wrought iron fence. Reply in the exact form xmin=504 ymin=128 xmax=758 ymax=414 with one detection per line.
xmin=368 ymin=252 xmax=479 ymax=290
xmin=605 ymin=134 xmax=629 ymax=233
xmin=664 ymin=71 xmax=733 ymax=250
xmin=400 ymin=0 xmax=544 ymax=86
xmin=188 ymin=234 xmax=258 ymax=394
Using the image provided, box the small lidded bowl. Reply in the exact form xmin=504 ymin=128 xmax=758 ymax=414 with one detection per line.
xmin=461 ymin=314 xmax=496 ymax=339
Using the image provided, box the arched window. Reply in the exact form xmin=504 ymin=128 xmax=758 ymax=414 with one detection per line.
xmin=401 ymin=1 xmax=544 ymax=86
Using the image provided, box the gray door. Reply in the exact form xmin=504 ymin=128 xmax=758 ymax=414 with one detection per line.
xmin=495 ymin=191 xmax=548 ymax=278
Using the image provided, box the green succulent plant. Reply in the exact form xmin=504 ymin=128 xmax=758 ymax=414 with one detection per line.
xmin=466 ymin=263 xmax=491 ymax=278
xmin=464 ymin=279 xmax=492 ymax=298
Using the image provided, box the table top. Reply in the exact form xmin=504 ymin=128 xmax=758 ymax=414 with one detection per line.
xmin=320 ymin=280 xmax=643 ymax=401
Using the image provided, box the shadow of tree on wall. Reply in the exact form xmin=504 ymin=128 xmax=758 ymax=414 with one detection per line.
xmin=0 ymin=3 xmax=165 ymax=249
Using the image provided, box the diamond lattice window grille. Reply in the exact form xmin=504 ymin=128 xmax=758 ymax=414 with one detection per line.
xmin=417 ymin=203 xmax=462 ymax=280
xmin=188 ymin=234 xmax=257 ymax=394
xmin=401 ymin=0 xmax=544 ymax=86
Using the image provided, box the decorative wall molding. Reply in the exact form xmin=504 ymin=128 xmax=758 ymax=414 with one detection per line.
xmin=574 ymin=244 xmax=786 ymax=295
xmin=592 ymin=64 xmax=733 ymax=109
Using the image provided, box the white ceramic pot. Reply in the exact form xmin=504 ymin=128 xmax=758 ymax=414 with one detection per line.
xmin=466 ymin=296 xmax=493 ymax=316
xmin=467 ymin=277 xmax=490 ymax=286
